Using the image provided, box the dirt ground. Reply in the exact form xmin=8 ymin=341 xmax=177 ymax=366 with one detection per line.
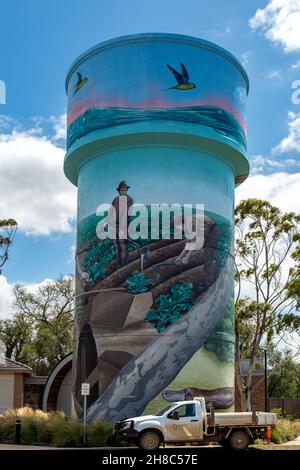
xmin=252 ymin=435 xmax=300 ymax=451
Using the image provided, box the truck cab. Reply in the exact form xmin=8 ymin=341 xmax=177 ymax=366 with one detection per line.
xmin=114 ymin=397 xmax=277 ymax=451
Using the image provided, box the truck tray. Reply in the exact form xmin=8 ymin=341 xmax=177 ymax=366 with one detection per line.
xmin=213 ymin=411 xmax=277 ymax=427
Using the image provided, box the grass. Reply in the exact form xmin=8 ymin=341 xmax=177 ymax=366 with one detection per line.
xmin=247 ymin=418 xmax=299 ymax=448
xmin=0 ymin=407 xmax=113 ymax=447
xmin=273 ymin=419 xmax=297 ymax=443
xmin=292 ymin=420 xmax=300 ymax=436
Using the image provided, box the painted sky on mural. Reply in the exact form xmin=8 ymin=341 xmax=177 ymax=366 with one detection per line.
xmin=66 ymin=39 xmax=247 ymax=131
xmin=0 ymin=0 xmax=300 ymax=318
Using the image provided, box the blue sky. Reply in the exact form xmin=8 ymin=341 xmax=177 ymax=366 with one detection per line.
xmin=0 ymin=0 xmax=300 ymax=316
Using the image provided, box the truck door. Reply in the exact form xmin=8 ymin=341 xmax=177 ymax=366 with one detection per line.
xmin=165 ymin=404 xmax=203 ymax=442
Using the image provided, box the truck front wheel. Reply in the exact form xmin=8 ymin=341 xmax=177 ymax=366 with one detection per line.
xmin=228 ymin=431 xmax=250 ymax=450
xmin=138 ymin=430 xmax=161 ymax=450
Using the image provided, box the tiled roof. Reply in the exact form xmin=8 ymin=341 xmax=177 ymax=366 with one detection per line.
xmin=0 ymin=356 xmax=32 ymax=372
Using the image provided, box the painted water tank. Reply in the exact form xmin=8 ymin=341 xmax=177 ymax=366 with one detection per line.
xmin=64 ymin=33 xmax=249 ymax=423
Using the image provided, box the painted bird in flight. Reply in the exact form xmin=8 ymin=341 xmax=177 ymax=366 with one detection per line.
xmin=72 ymin=72 xmax=88 ymax=97
xmin=166 ymin=63 xmax=196 ymax=90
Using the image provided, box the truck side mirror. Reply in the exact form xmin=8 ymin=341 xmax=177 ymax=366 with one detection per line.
xmin=168 ymin=411 xmax=179 ymax=420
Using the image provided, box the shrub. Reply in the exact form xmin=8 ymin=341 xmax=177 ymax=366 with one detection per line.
xmin=86 ymin=421 xmax=113 ymax=447
xmin=277 ymin=419 xmax=296 ymax=442
xmin=0 ymin=407 xmax=113 ymax=447
xmin=0 ymin=416 xmax=15 ymax=441
xmin=21 ymin=418 xmax=44 ymax=444
xmin=271 ymin=419 xmax=297 ymax=444
xmin=292 ymin=420 xmax=300 ymax=436
xmin=253 ymin=438 xmax=263 ymax=445
xmin=146 ymin=282 xmax=194 ymax=332
xmin=38 ymin=411 xmax=67 ymax=444
xmin=83 ymin=239 xmax=115 ymax=284
xmin=5 ymin=407 xmax=47 ymax=419
xmin=1 ymin=408 xmax=66 ymax=444
xmin=270 ymin=407 xmax=282 ymax=417
xmin=126 ymin=271 xmax=152 ymax=294
xmin=271 ymin=428 xmax=283 ymax=444
xmin=51 ymin=420 xmax=83 ymax=447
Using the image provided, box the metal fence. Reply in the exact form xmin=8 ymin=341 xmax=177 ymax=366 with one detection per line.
xmin=268 ymin=397 xmax=300 ymax=418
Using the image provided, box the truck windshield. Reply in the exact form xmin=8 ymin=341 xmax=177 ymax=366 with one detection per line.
xmin=156 ymin=405 xmax=174 ymax=416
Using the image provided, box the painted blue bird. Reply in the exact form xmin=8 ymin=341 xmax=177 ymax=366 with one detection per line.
xmin=166 ymin=63 xmax=196 ymax=90
xmin=72 ymin=72 xmax=88 ymax=97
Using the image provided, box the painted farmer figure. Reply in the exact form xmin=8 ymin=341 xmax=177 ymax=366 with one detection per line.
xmin=111 ymin=181 xmax=133 ymax=267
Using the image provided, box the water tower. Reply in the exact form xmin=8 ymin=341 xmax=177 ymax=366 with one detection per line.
xmin=64 ymin=33 xmax=249 ymax=422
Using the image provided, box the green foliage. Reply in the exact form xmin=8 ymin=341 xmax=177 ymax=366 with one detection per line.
xmin=268 ymin=349 xmax=300 ymax=399
xmin=216 ymin=223 xmax=232 ymax=271
xmin=0 ymin=408 xmax=113 ymax=447
xmin=270 ymin=408 xmax=283 ymax=418
xmin=146 ymin=283 xmax=195 ymax=332
xmin=33 ymin=317 xmax=73 ymax=375
xmin=0 ymin=417 xmax=15 ymax=440
xmin=1 ymin=277 xmax=74 ymax=375
xmin=235 ymin=199 xmax=300 ymax=410
xmin=271 ymin=427 xmax=283 ymax=444
xmin=77 ymin=214 xmax=99 ymax=248
xmin=292 ymin=421 xmax=300 ymax=436
xmin=0 ymin=312 xmax=35 ymax=364
xmin=51 ymin=420 xmax=83 ymax=447
xmin=0 ymin=218 xmax=17 ymax=274
xmin=204 ymin=296 xmax=235 ymax=363
xmin=126 ymin=271 xmax=152 ymax=294
xmin=85 ymin=421 xmax=113 ymax=447
xmin=82 ymin=239 xmax=115 ymax=284
xmin=271 ymin=419 xmax=297 ymax=443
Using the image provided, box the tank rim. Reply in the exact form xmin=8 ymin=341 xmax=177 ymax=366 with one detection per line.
xmin=63 ymin=124 xmax=250 ymax=187
xmin=65 ymin=32 xmax=249 ymax=95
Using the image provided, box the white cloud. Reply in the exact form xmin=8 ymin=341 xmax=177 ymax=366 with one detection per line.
xmin=291 ymin=61 xmax=300 ymax=70
xmin=240 ymin=50 xmax=253 ymax=67
xmin=236 ymin=171 xmax=300 ymax=213
xmin=251 ymin=154 xmax=300 ymax=174
xmin=0 ymin=275 xmax=58 ymax=320
xmin=265 ymin=69 xmax=282 ymax=79
xmin=0 ymin=275 xmax=14 ymax=319
xmin=272 ymin=111 xmax=300 ymax=154
xmin=49 ymin=114 xmax=67 ymax=142
xmin=236 ymin=171 xmax=300 ymax=310
xmin=0 ymin=115 xmax=19 ymax=131
xmin=204 ymin=26 xmax=232 ymax=38
xmin=67 ymin=244 xmax=76 ymax=265
xmin=249 ymin=0 xmax=300 ymax=53
xmin=0 ymin=126 xmax=76 ymax=235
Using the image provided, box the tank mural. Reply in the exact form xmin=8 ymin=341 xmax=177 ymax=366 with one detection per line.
xmin=64 ymin=34 xmax=249 ymax=423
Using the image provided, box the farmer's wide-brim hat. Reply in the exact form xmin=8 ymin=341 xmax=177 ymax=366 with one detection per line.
xmin=117 ymin=180 xmax=130 ymax=191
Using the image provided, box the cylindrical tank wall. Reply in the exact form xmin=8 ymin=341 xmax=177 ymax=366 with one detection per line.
xmin=64 ymin=33 xmax=249 ymax=422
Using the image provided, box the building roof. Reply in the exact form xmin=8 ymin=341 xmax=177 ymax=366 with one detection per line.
xmin=0 ymin=356 xmax=32 ymax=374
xmin=240 ymin=358 xmax=271 ymax=376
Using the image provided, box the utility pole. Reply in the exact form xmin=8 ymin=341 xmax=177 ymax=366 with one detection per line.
xmin=264 ymin=348 xmax=268 ymax=412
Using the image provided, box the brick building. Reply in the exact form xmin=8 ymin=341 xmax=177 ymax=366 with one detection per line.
xmin=0 ymin=356 xmax=32 ymax=414
xmin=235 ymin=359 xmax=267 ymax=411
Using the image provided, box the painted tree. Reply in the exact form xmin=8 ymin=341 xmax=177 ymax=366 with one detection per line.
xmin=0 ymin=218 xmax=17 ymax=274
xmin=235 ymin=199 xmax=300 ymax=411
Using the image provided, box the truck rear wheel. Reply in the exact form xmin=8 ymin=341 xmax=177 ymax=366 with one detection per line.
xmin=138 ymin=430 xmax=161 ymax=450
xmin=228 ymin=431 xmax=250 ymax=450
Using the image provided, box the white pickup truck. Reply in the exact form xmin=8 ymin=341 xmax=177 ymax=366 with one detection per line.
xmin=114 ymin=397 xmax=277 ymax=450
